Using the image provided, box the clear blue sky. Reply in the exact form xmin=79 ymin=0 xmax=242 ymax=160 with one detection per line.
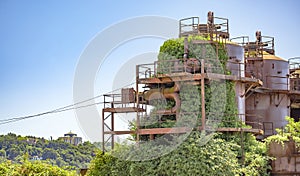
xmin=0 ymin=0 xmax=299 ymax=141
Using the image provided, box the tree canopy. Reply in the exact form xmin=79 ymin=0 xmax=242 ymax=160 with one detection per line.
xmin=0 ymin=133 xmax=97 ymax=170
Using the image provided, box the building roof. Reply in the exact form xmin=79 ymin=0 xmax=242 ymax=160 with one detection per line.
xmin=64 ymin=131 xmax=77 ymax=137
xmin=263 ymin=52 xmax=287 ymax=61
xmin=66 ymin=130 xmax=75 ymax=134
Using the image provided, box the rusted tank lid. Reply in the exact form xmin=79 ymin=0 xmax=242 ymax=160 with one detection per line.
xmin=263 ymin=52 xmax=287 ymax=62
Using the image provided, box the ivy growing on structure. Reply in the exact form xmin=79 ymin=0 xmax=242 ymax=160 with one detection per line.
xmin=146 ymin=36 xmax=239 ymax=130
xmin=112 ymin=36 xmax=272 ymax=176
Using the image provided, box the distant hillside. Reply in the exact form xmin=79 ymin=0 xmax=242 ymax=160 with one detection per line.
xmin=0 ymin=133 xmax=98 ymax=169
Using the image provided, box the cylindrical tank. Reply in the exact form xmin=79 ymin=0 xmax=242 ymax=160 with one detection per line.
xmin=226 ymin=43 xmax=245 ymax=121
xmin=262 ymin=54 xmax=289 ymax=90
xmin=245 ymin=54 xmax=290 ymax=136
xmin=246 ymin=93 xmax=289 ymax=136
xmin=226 ymin=43 xmax=245 ymax=77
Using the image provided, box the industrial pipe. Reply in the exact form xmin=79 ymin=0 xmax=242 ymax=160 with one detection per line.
xmin=143 ymin=82 xmax=181 ymax=114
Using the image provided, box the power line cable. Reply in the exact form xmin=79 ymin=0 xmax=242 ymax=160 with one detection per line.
xmin=0 ymin=82 xmax=136 ymax=125
xmin=0 ymin=94 xmax=103 ymax=123
xmin=0 ymin=101 xmax=104 ymax=125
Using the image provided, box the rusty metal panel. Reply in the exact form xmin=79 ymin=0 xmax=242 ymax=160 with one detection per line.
xmin=245 ymin=93 xmax=289 ymax=135
xmin=245 ymin=59 xmax=264 ymax=80
xmin=226 ymin=43 xmax=245 ymax=77
xmin=290 ymin=78 xmax=300 ymax=91
xmin=226 ymin=44 xmax=244 ymax=62
xmin=269 ymin=140 xmax=300 ymax=175
xmin=121 ymin=88 xmax=135 ymax=103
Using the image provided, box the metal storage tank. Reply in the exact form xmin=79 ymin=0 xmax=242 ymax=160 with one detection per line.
xmin=245 ymin=54 xmax=289 ymax=90
xmin=246 ymin=92 xmax=290 ymax=136
xmin=226 ymin=43 xmax=245 ymax=77
xmin=262 ymin=54 xmax=289 ymax=90
xmin=245 ymin=55 xmax=290 ymax=136
xmin=244 ymin=32 xmax=290 ymax=136
xmin=226 ymin=43 xmax=246 ymax=121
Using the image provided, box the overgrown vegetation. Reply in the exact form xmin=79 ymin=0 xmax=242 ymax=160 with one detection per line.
xmin=144 ymin=36 xmax=240 ymax=131
xmin=0 ymin=155 xmax=76 ymax=176
xmin=87 ymin=37 xmax=272 ymax=175
xmin=88 ymin=132 xmax=271 ymax=176
xmin=0 ymin=133 xmax=97 ymax=170
xmin=265 ymin=116 xmax=300 ymax=147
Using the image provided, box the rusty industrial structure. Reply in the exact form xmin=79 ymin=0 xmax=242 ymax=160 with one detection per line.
xmin=100 ymin=11 xmax=300 ymax=174
xmin=268 ymin=138 xmax=300 ymax=175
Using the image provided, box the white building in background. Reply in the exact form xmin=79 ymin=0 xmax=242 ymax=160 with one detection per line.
xmin=58 ymin=131 xmax=82 ymax=146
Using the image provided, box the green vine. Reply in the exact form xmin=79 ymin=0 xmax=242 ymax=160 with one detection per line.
xmin=265 ymin=116 xmax=300 ymax=148
xmin=145 ymin=36 xmax=239 ymax=131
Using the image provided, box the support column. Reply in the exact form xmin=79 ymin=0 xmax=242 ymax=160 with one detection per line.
xmin=201 ymin=59 xmax=206 ymax=130
xmin=111 ymin=103 xmax=114 ymax=149
xmin=136 ymin=65 xmax=140 ymax=142
xmin=102 ymin=109 xmax=105 ymax=152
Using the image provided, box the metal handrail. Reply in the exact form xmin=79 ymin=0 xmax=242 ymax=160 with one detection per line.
xmin=289 ymin=57 xmax=300 ymax=70
xmin=230 ymin=36 xmax=249 ymax=46
xmin=103 ymin=92 xmax=136 ymax=109
xmin=179 ymin=17 xmax=199 ymax=37
xmin=137 ymin=58 xmax=248 ymax=80
xmin=214 ymin=16 xmax=229 ymax=33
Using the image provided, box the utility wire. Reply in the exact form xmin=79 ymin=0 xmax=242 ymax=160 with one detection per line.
xmin=0 ymin=95 xmax=103 ymax=123
xmin=0 ymin=82 xmax=136 ymax=125
xmin=0 ymin=101 xmax=104 ymax=125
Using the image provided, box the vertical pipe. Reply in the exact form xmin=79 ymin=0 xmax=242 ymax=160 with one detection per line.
xmin=102 ymin=109 xmax=105 ymax=152
xmin=150 ymin=134 xmax=154 ymax=140
xmin=215 ymin=42 xmax=219 ymax=62
xmin=111 ymin=103 xmax=114 ymax=150
xmin=179 ymin=20 xmax=181 ymax=37
xmin=201 ymin=59 xmax=206 ymax=130
xmin=154 ymin=61 xmax=157 ymax=76
xmin=227 ymin=19 xmax=229 ymax=37
xmin=184 ymin=37 xmax=189 ymax=59
xmin=136 ymin=65 xmax=140 ymax=142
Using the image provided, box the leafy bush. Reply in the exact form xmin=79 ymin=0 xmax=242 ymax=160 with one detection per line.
xmin=0 ymin=156 xmax=76 ymax=176
xmin=265 ymin=116 xmax=300 ymax=147
xmin=88 ymin=131 xmax=271 ymax=176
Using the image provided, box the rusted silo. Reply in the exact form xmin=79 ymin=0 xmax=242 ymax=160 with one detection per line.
xmin=246 ymin=92 xmax=290 ymax=136
xmin=226 ymin=43 xmax=246 ymax=121
xmin=244 ymin=33 xmax=290 ymax=136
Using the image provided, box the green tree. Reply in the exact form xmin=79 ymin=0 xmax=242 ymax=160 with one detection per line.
xmin=0 ymin=157 xmax=76 ymax=176
xmin=7 ymin=147 xmax=21 ymax=160
xmin=42 ymin=148 xmax=58 ymax=160
xmin=265 ymin=116 xmax=300 ymax=146
xmin=0 ymin=133 xmax=97 ymax=170
xmin=0 ymin=149 xmax=6 ymax=158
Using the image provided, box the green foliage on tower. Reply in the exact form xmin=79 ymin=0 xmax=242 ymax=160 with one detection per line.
xmin=88 ymin=37 xmax=272 ymax=176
